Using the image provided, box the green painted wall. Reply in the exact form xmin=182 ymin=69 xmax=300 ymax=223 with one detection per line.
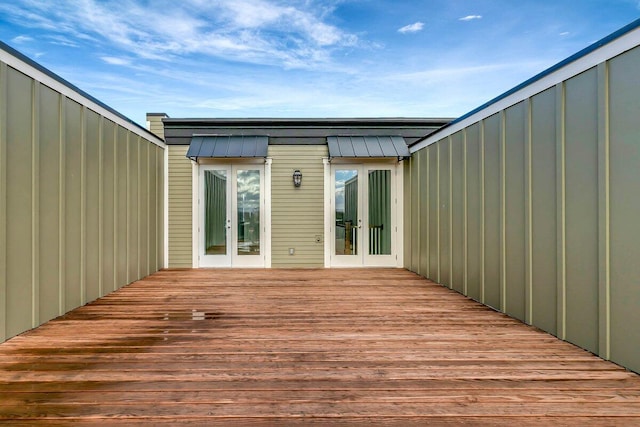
xmin=0 ymin=59 xmax=165 ymax=343
xmin=407 ymin=45 xmax=640 ymax=374
xmin=609 ymin=46 xmax=640 ymax=373
xmin=167 ymin=145 xmax=193 ymax=268
xmin=269 ymin=145 xmax=326 ymax=267
xmin=530 ymin=87 xmax=557 ymax=335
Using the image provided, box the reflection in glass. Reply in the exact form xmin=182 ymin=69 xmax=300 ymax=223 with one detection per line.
xmin=204 ymin=170 xmax=227 ymax=255
xmin=368 ymin=170 xmax=391 ymax=255
xmin=237 ymin=170 xmax=260 ymax=255
xmin=335 ymin=169 xmax=358 ymax=255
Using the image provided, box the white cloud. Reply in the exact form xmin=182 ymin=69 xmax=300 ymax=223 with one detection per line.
xmin=11 ymin=35 xmax=33 ymax=43
xmin=459 ymin=15 xmax=482 ymax=22
xmin=398 ymin=22 xmax=424 ymax=33
xmin=0 ymin=0 xmax=360 ymax=69
xmin=559 ymin=31 xmax=570 ymax=36
xmin=101 ymin=56 xmax=131 ymax=66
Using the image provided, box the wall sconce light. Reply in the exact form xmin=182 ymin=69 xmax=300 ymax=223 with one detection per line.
xmin=293 ymin=170 xmax=302 ymax=187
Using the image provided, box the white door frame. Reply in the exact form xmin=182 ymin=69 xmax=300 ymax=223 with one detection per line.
xmin=324 ymin=159 xmax=403 ymax=268
xmin=192 ymin=158 xmax=271 ymax=268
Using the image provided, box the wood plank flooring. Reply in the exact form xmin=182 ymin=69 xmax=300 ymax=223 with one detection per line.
xmin=1 ymin=268 xmax=640 ymax=425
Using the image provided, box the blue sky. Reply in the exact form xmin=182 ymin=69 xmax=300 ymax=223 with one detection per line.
xmin=1 ymin=1 xmax=639 ymax=126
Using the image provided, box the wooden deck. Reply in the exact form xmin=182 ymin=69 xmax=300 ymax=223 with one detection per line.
xmin=1 ymin=269 xmax=640 ymax=425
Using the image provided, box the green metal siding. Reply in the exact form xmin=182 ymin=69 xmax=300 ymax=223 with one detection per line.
xmin=403 ymin=158 xmax=411 ymax=269
xmin=406 ymin=43 xmax=640 ymax=375
xmin=0 ymin=56 xmax=165 ymax=343
xmin=428 ymin=145 xmax=438 ymax=280
xmin=410 ymin=152 xmax=420 ymax=272
xmin=38 ymin=84 xmax=61 ymax=323
xmin=5 ymin=67 xmax=32 ymax=337
xmin=451 ymin=132 xmax=464 ymax=293
xmin=418 ymin=148 xmax=429 ymax=277
xmin=609 ymin=46 xmax=640 ymax=373
xmin=483 ymin=113 xmax=501 ymax=310
xmin=504 ymin=102 xmax=526 ymax=322
xmin=465 ymin=123 xmax=481 ymax=301
xmin=85 ymin=109 xmax=101 ymax=303
xmin=564 ymin=68 xmax=599 ymax=353
xmin=269 ymin=145 xmax=326 ymax=267
xmin=530 ymin=87 xmax=557 ymax=335
xmin=438 ymin=140 xmax=450 ymax=288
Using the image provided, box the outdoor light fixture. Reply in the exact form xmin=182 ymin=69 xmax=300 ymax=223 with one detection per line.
xmin=293 ymin=170 xmax=302 ymax=187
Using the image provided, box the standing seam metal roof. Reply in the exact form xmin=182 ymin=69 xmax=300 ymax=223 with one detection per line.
xmin=327 ymin=136 xmax=410 ymax=158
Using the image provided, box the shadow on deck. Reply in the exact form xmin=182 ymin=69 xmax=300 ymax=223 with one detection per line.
xmin=1 ymin=268 xmax=639 ymax=425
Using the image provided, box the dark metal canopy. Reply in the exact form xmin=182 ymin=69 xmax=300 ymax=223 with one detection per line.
xmin=186 ymin=135 xmax=268 ymax=160
xmin=327 ymin=136 xmax=410 ymax=160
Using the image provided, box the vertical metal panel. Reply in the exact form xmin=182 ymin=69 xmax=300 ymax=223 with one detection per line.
xmin=5 ymin=67 xmax=33 ymax=338
xmin=504 ymin=102 xmax=526 ymax=321
xmin=465 ymin=123 xmax=481 ymax=301
xmin=139 ymin=141 xmax=149 ymax=278
xmin=128 ymin=135 xmax=139 ymax=282
xmin=410 ymin=151 xmax=420 ymax=272
xmin=31 ymin=82 xmax=40 ymax=328
xmin=101 ymin=120 xmax=116 ymax=292
xmin=38 ymin=84 xmax=61 ymax=324
xmin=64 ymin=98 xmax=82 ymax=310
xmin=565 ymin=68 xmax=599 ymax=354
xmin=597 ymin=62 xmax=611 ymax=360
xmin=116 ymin=127 xmax=128 ymax=286
xmin=403 ymin=158 xmax=411 ymax=269
xmin=428 ymin=144 xmax=439 ymax=280
xmin=148 ymin=146 xmax=157 ymax=274
xmin=438 ymin=139 xmax=450 ymax=287
xmin=530 ymin=87 xmax=558 ymax=334
xmin=555 ymin=83 xmax=567 ymax=340
xmin=97 ymin=117 xmax=103 ymax=297
xmin=450 ymin=132 xmax=464 ymax=293
xmin=483 ymin=113 xmax=502 ymax=310
xmin=609 ymin=46 xmax=640 ymax=373
xmin=0 ymin=62 xmax=6 ymax=342
xmin=85 ymin=109 xmax=101 ymax=302
xmin=157 ymin=145 xmax=165 ymax=270
xmin=58 ymin=95 xmax=66 ymax=314
xmin=418 ymin=148 xmax=429 ymax=277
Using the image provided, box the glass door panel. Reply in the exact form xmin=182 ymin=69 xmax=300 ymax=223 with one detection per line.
xmin=368 ymin=169 xmax=391 ymax=255
xmin=204 ymin=170 xmax=228 ymax=255
xmin=200 ymin=166 xmax=231 ymax=267
xmin=335 ymin=169 xmax=359 ymax=256
xmin=236 ymin=169 xmax=261 ymax=256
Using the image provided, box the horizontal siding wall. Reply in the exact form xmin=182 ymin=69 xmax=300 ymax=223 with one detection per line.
xmin=0 ymin=60 xmax=164 ymax=343
xmin=167 ymin=145 xmax=193 ymax=268
xmin=407 ymin=45 xmax=640 ymax=374
xmin=269 ymin=145 xmax=327 ymax=267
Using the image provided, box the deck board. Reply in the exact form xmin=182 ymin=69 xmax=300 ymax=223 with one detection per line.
xmin=1 ymin=268 xmax=639 ymax=425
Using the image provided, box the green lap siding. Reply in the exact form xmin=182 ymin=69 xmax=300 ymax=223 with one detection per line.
xmin=269 ymin=145 xmax=327 ymax=267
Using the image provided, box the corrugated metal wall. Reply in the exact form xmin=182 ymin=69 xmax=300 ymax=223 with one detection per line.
xmin=405 ymin=45 xmax=640 ymax=374
xmin=0 ymin=59 xmax=165 ymax=343
xmin=269 ymin=145 xmax=327 ymax=267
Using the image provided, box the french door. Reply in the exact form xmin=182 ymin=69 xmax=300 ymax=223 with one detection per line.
xmin=330 ymin=163 xmax=397 ymax=267
xmin=199 ymin=165 xmax=265 ymax=267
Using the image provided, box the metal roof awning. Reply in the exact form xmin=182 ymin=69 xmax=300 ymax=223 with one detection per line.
xmin=327 ymin=136 xmax=410 ymax=160
xmin=186 ymin=135 xmax=268 ymax=161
